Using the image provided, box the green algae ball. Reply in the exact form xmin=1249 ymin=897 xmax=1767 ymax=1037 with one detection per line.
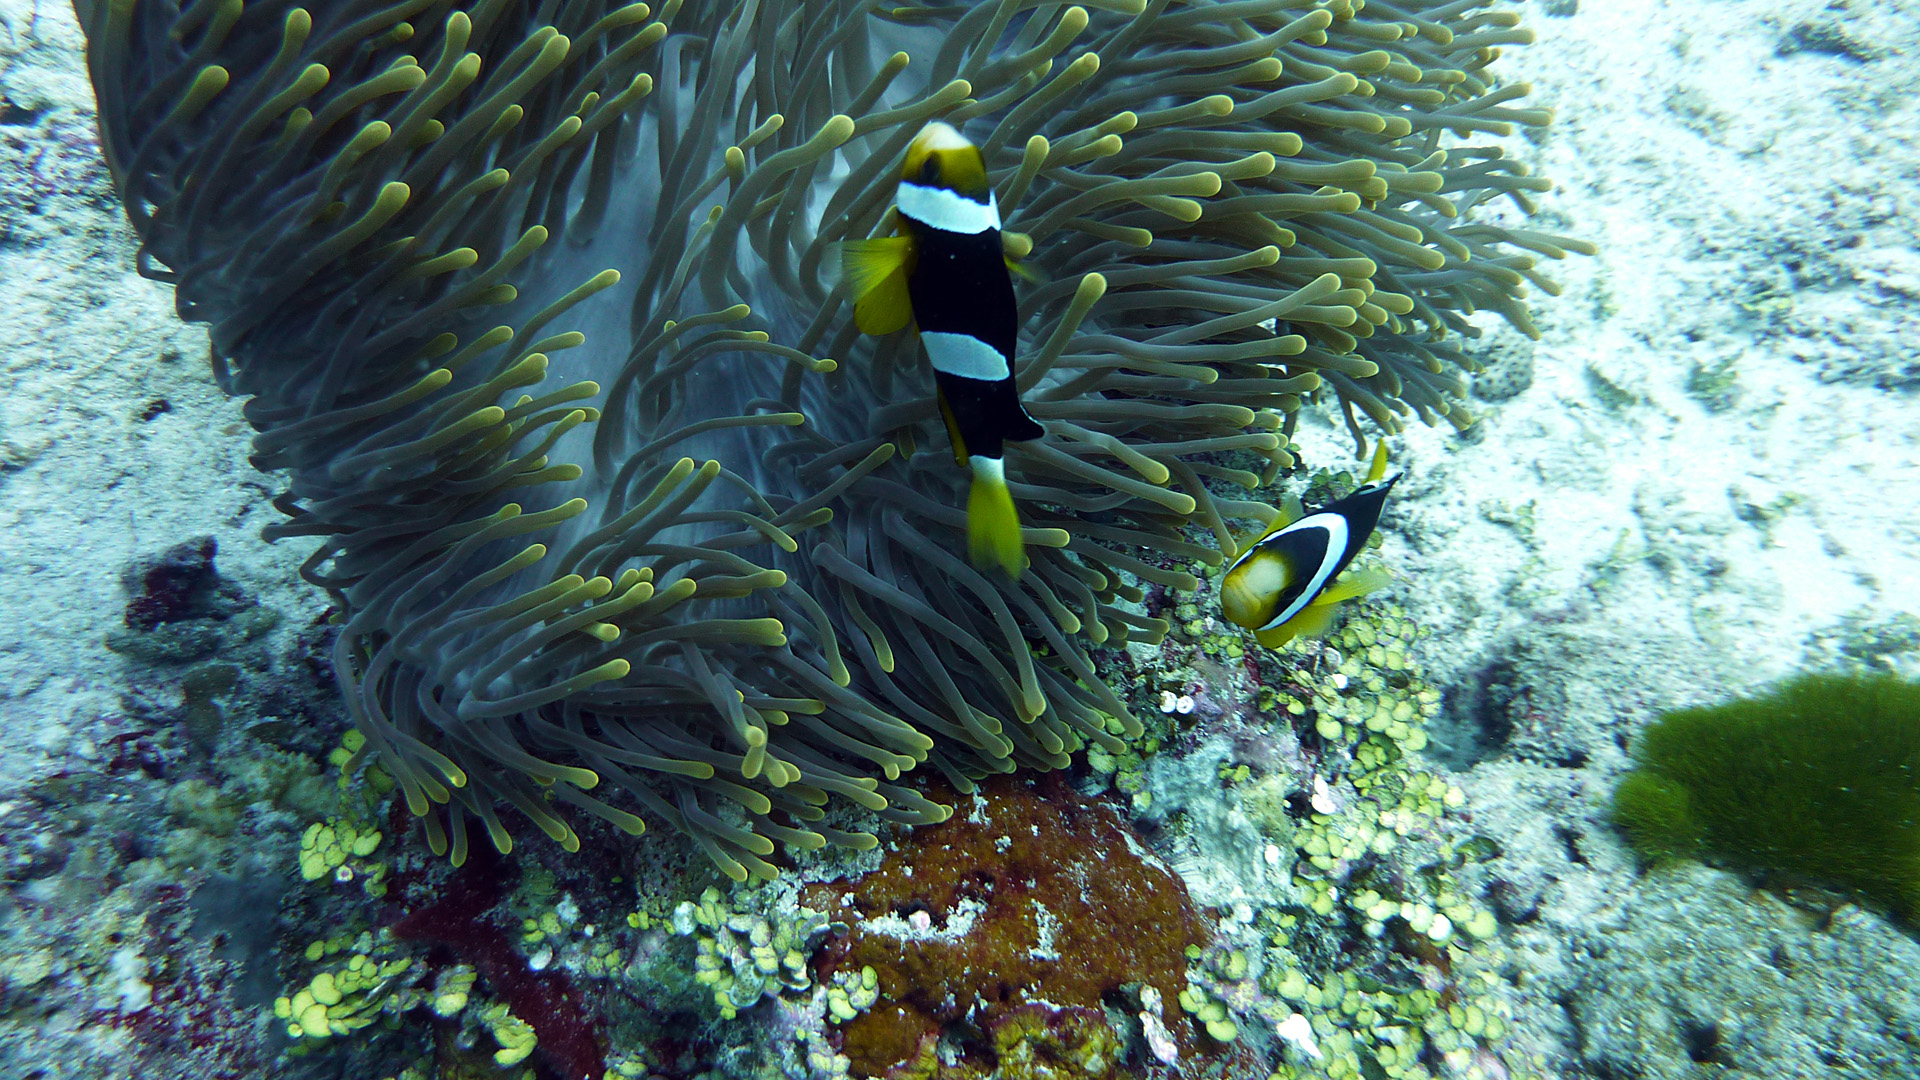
xmin=1611 ymin=772 xmax=1700 ymax=860
xmin=1612 ymin=673 xmax=1920 ymax=915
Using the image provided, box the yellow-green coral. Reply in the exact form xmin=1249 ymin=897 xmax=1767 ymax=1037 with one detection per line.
xmin=825 ymin=965 xmax=880 ymax=1023
xmin=1250 ymin=967 xmax=1517 ymax=1080
xmin=603 ymin=1051 xmax=656 ymax=1079
xmin=272 ymin=951 xmax=413 ymax=1039
xmin=1179 ymin=980 xmax=1242 ymax=1044
xmin=674 ymin=886 xmax=833 ymax=1020
xmin=1138 ymin=585 xmax=1531 ymax=1080
xmin=328 ymin=728 xmax=396 ymax=802
xmin=294 ymin=730 xmax=393 ymax=893
xmin=481 ymin=1001 xmax=539 ymax=1066
xmin=519 ymin=899 xmax=625 ymax=979
xmin=296 ymin=818 xmax=383 ymax=882
xmin=430 ymin=965 xmax=477 ymax=1018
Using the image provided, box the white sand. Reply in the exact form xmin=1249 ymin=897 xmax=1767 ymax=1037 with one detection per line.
xmin=1331 ymin=2 xmax=1920 ymax=1072
xmin=0 ymin=0 xmax=311 ymax=788
xmin=1344 ymin=0 xmax=1920 ymax=701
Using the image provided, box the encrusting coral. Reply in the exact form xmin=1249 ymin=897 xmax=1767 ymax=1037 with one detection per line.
xmin=1613 ymin=673 xmax=1920 ymax=917
xmin=805 ymin=773 xmax=1208 ymax=1077
xmin=80 ymin=0 xmax=1582 ymax=875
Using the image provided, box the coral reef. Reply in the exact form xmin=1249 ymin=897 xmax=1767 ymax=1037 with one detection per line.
xmin=1611 ymin=673 xmax=1920 ymax=917
xmin=106 ymin=536 xmax=282 ymax=667
xmin=0 ymin=539 xmax=339 ymax=1077
xmin=0 ymin=518 xmax=1539 ymax=1080
xmin=671 ymin=886 xmax=837 ymax=1022
xmin=384 ymin=843 xmax=611 ymax=1077
xmin=806 ymin=773 xmax=1209 ymax=1078
xmin=119 ymin=535 xmax=246 ymax=631
xmin=1103 ymin=568 xmax=1534 ymax=1080
xmin=79 ymin=0 xmax=1582 ymax=871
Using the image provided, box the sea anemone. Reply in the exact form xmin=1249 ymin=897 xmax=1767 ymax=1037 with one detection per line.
xmin=81 ymin=0 xmax=1581 ymax=878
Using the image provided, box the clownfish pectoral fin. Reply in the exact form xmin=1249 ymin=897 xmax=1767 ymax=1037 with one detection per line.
xmin=1001 ymin=229 xmax=1043 ymax=283
xmin=839 ymin=235 xmax=915 ymax=335
xmin=1314 ymin=564 xmax=1393 ymax=607
xmin=1254 ymin=565 xmax=1392 ymax=649
xmin=1254 ymin=601 xmax=1340 ymax=650
xmin=967 ymin=456 xmax=1024 ymax=578
xmin=937 ymin=391 xmax=970 ymax=467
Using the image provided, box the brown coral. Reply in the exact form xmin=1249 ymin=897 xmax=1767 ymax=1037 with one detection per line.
xmin=808 ymin=775 xmax=1208 ymax=1077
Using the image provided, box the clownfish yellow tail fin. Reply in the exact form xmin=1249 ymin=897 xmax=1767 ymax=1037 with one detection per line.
xmin=967 ymin=457 xmax=1024 ymax=578
xmin=1365 ymin=439 xmax=1390 ymax=484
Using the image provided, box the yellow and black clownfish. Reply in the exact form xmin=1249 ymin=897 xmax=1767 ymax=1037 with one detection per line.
xmin=1221 ymin=445 xmax=1400 ymax=649
xmin=840 ymin=121 xmax=1043 ymax=577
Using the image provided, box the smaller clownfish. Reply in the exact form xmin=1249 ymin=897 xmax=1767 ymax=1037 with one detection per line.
xmin=1221 ymin=444 xmax=1400 ymax=649
xmin=840 ymin=121 xmax=1043 ymax=577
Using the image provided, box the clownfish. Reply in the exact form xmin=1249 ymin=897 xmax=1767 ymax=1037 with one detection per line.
xmin=841 ymin=121 xmax=1044 ymax=577
xmin=1221 ymin=445 xmax=1400 ymax=649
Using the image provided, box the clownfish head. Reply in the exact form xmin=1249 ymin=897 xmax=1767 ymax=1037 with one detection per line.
xmin=901 ymin=121 xmax=990 ymax=200
xmin=1220 ymin=546 xmax=1294 ymax=631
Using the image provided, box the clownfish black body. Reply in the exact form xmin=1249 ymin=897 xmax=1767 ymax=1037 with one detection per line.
xmin=1221 ymin=446 xmax=1400 ymax=649
xmin=841 ymin=122 xmax=1042 ymax=577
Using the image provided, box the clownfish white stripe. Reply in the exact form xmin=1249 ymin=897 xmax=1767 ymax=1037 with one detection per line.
xmin=922 ymin=330 xmax=1012 ymax=381
xmin=1258 ymin=513 xmax=1349 ymax=631
xmin=896 ymin=182 xmax=1001 ymax=234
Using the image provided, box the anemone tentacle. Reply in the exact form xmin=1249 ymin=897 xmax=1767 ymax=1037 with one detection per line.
xmin=82 ymin=0 xmax=1583 ymax=877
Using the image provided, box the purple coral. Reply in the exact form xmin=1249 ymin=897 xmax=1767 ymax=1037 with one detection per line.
xmin=122 ymin=537 xmax=220 ymax=631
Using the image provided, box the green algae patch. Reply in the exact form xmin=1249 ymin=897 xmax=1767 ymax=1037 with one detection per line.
xmin=1613 ymin=673 xmax=1920 ymax=915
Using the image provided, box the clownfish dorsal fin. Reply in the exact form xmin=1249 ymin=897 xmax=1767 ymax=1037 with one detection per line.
xmin=840 ymin=234 xmax=915 ymax=335
xmin=1276 ymin=492 xmax=1306 ymax=529
xmin=937 ymin=392 xmax=970 ymax=468
xmin=1229 ymin=492 xmax=1304 ymax=562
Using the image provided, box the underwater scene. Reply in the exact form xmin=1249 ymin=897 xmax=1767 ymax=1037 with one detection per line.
xmin=2 ymin=0 xmax=1918 ymax=1077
